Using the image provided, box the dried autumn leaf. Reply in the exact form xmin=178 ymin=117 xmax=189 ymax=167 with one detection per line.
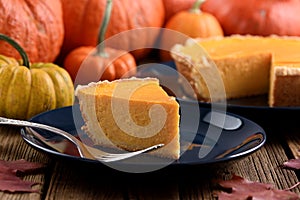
xmin=0 ymin=176 xmax=39 ymax=193
xmin=282 ymin=159 xmax=300 ymax=170
xmin=216 ymin=174 xmax=300 ymax=200
xmin=0 ymin=159 xmax=45 ymax=193
xmin=0 ymin=159 xmax=44 ymax=175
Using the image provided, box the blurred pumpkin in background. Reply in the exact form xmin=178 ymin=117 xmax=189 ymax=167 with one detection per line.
xmin=202 ymin=0 xmax=300 ymax=36
xmin=64 ymin=0 xmax=137 ymax=85
xmin=162 ymin=0 xmax=197 ymax=22
xmin=60 ymin=0 xmax=165 ymax=61
xmin=0 ymin=0 xmax=64 ymax=62
xmin=160 ymin=0 xmax=223 ymax=61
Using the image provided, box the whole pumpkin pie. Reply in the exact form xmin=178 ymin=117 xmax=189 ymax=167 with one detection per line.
xmin=171 ymin=35 xmax=300 ymax=107
xmin=75 ymin=77 xmax=180 ymax=159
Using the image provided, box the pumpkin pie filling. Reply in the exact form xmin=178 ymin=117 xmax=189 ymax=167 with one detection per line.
xmin=171 ymin=35 xmax=300 ymax=106
xmin=75 ymin=77 xmax=180 ymax=159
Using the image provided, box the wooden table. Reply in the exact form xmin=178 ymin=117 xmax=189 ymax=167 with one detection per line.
xmin=0 ymin=110 xmax=299 ymax=200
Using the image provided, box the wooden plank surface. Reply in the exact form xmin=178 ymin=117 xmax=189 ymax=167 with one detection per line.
xmin=0 ymin=123 xmax=299 ymax=200
xmin=286 ymin=127 xmax=300 ymax=160
xmin=42 ymin=121 xmax=300 ymax=200
xmin=0 ymin=126 xmax=50 ymax=200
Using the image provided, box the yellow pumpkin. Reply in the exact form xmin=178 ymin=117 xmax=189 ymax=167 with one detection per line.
xmin=0 ymin=34 xmax=74 ymax=120
xmin=0 ymin=55 xmax=19 ymax=67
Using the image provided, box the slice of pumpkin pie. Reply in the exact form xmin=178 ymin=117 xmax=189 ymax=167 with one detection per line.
xmin=75 ymin=77 xmax=180 ymax=159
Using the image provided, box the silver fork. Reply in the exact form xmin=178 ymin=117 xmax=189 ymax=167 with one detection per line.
xmin=0 ymin=117 xmax=164 ymax=162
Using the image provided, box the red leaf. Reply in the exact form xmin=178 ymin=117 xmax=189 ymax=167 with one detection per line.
xmin=0 ymin=164 xmax=15 ymax=175
xmin=0 ymin=159 xmax=45 ymax=174
xmin=216 ymin=174 xmax=300 ymax=200
xmin=0 ymin=179 xmax=39 ymax=193
xmin=0 ymin=159 xmax=45 ymax=193
xmin=0 ymin=172 xmax=21 ymax=181
xmin=282 ymin=159 xmax=300 ymax=170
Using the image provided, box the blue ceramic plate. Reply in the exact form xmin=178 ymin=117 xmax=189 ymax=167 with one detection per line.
xmin=21 ymin=103 xmax=266 ymax=166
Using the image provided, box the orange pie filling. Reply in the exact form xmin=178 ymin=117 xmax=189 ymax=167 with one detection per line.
xmin=75 ymin=77 xmax=180 ymax=159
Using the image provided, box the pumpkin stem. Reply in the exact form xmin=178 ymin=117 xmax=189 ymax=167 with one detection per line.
xmin=96 ymin=0 xmax=113 ymax=57
xmin=190 ymin=0 xmax=205 ymax=14
xmin=0 ymin=33 xmax=30 ymax=68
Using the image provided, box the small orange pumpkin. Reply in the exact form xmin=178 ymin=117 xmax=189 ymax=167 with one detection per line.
xmin=64 ymin=0 xmax=136 ymax=85
xmin=162 ymin=0 xmax=197 ymax=22
xmin=159 ymin=0 xmax=224 ymax=61
xmin=64 ymin=47 xmax=136 ymax=85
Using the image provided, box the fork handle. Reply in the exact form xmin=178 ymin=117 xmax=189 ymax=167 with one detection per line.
xmin=0 ymin=117 xmax=91 ymax=158
xmin=0 ymin=117 xmax=75 ymax=142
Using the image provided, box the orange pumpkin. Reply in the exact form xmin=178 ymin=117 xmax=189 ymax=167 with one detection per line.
xmin=160 ymin=0 xmax=224 ymax=61
xmin=162 ymin=0 xmax=197 ymax=22
xmin=202 ymin=0 xmax=300 ymax=36
xmin=0 ymin=0 xmax=64 ymax=62
xmin=60 ymin=0 xmax=165 ymax=61
xmin=64 ymin=47 xmax=136 ymax=85
xmin=64 ymin=0 xmax=136 ymax=85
